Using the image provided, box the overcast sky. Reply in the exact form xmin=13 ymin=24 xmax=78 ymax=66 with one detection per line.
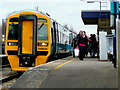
xmin=0 ymin=0 xmax=111 ymax=36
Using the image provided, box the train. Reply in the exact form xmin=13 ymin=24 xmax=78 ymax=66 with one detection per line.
xmin=5 ymin=10 xmax=76 ymax=71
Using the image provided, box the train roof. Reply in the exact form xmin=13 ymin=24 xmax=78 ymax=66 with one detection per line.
xmin=6 ymin=9 xmax=77 ymax=34
xmin=7 ymin=9 xmax=50 ymax=18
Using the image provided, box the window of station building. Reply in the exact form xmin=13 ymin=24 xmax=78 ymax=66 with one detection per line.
xmin=8 ymin=24 xmax=18 ymax=40
xmin=38 ymin=18 xmax=47 ymax=23
xmin=38 ymin=24 xmax=48 ymax=40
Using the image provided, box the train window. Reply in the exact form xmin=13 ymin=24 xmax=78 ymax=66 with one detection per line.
xmin=58 ymin=31 xmax=61 ymax=43
xmin=38 ymin=24 xmax=48 ymax=40
xmin=8 ymin=24 xmax=18 ymax=40
xmin=61 ymin=33 xmax=65 ymax=44
xmin=58 ymin=25 xmax=63 ymax=32
xmin=38 ymin=18 xmax=47 ymax=23
xmin=69 ymin=33 xmax=73 ymax=44
xmin=9 ymin=17 xmax=18 ymax=22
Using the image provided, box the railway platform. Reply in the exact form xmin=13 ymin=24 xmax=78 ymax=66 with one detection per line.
xmin=10 ymin=56 xmax=118 ymax=88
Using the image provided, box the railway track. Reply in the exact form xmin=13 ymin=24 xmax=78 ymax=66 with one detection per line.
xmin=0 ymin=65 xmax=23 ymax=89
xmin=1 ymin=64 xmax=10 ymax=68
xmin=0 ymin=55 xmax=10 ymax=68
xmin=0 ymin=72 xmax=22 ymax=84
xmin=0 ymin=71 xmax=23 ymax=89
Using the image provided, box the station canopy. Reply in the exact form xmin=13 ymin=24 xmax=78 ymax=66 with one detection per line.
xmin=81 ymin=10 xmax=110 ymax=25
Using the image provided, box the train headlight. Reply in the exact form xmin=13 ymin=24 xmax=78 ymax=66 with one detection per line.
xmin=38 ymin=43 xmax=48 ymax=46
xmin=7 ymin=42 xmax=18 ymax=46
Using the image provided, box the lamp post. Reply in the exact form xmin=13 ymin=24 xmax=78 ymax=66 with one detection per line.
xmin=110 ymin=1 xmax=119 ymax=68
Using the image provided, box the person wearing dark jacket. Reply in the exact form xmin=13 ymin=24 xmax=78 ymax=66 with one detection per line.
xmin=71 ymin=36 xmax=78 ymax=58
xmin=88 ymin=34 xmax=98 ymax=57
xmin=83 ymin=31 xmax=89 ymax=57
xmin=77 ymin=31 xmax=88 ymax=60
xmin=76 ymin=30 xmax=83 ymax=39
xmin=72 ymin=36 xmax=77 ymax=49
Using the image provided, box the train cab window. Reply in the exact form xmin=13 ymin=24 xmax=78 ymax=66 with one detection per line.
xmin=8 ymin=24 xmax=18 ymax=40
xmin=9 ymin=17 xmax=18 ymax=22
xmin=38 ymin=24 xmax=48 ymax=40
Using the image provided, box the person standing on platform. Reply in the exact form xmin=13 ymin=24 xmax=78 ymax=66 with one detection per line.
xmin=77 ymin=31 xmax=88 ymax=60
xmin=83 ymin=31 xmax=89 ymax=57
xmin=76 ymin=30 xmax=83 ymax=39
xmin=88 ymin=34 xmax=98 ymax=58
xmin=71 ymin=36 xmax=78 ymax=58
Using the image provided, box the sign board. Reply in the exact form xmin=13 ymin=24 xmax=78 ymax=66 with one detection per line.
xmin=110 ymin=1 xmax=119 ymax=14
xmin=80 ymin=0 xmax=110 ymax=1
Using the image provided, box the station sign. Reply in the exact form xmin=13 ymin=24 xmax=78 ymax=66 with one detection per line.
xmin=80 ymin=0 xmax=111 ymax=2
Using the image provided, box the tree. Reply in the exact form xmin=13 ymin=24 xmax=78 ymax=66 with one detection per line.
xmin=63 ymin=24 xmax=76 ymax=34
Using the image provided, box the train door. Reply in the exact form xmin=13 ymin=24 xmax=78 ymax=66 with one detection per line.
xmin=18 ymin=15 xmax=37 ymax=67
xmin=53 ymin=22 xmax=59 ymax=54
xmin=52 ymin=22 xmax=56 ymax=54
xmin=22 ymin=20 xmax=33 ymax=54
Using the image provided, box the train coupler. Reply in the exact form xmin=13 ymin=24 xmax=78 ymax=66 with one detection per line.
xmin=19 ymin=56 xmax=35 ymax=67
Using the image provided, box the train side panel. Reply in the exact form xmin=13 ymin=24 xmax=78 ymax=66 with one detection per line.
xmin=50 ymin=21 xmax=73 ymax=57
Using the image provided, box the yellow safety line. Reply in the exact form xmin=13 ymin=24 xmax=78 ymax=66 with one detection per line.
xmin=1 ymin=82 xmax=12 ymax=85
xmin=54 ymin=58 xmax=76 ymax=70
xmin=8 ymin=80 xmax=16 ymax=83
xmin=0 ymin=80 xmax=16 ymax=84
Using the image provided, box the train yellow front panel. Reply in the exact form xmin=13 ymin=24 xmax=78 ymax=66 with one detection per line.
xmin=22 ymin=20 xmax=33 ymax=54
xmin=5 ymin=10 xmax=52 ymax=71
